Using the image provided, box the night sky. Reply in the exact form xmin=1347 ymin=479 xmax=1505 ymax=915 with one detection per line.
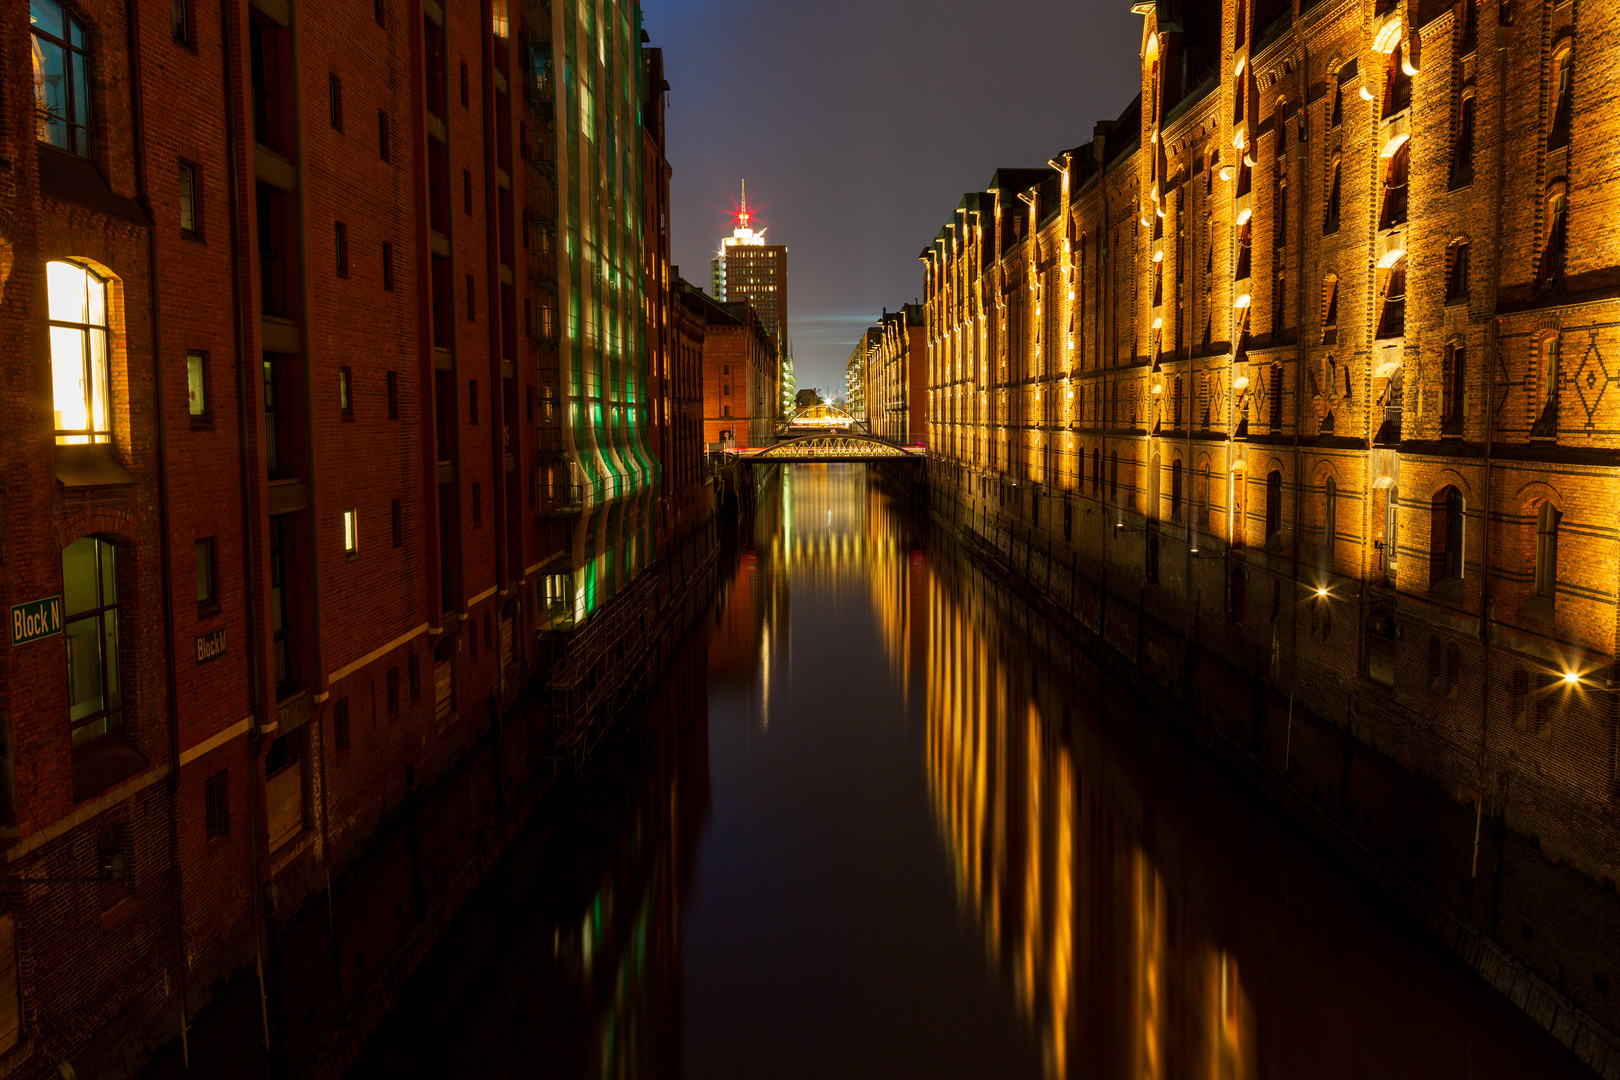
xmin=642 ymin=0 xmax=1144 ymax=397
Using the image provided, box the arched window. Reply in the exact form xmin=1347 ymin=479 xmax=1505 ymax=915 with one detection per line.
xmin=1330 ymin=69 xmax=1345 ymax=128
xmin=1235 ymin=148 xmax=1252 ymax=198
xmin=1233 ymin=73 xmax=1247 ymax=127
xmin=1171 ymin=459 xmax=1183 ymax=521
xmin=64 ymin=537 xmax=124 ymax=751
xmin=1234 ymin=0 xmax=1247 ymax=48
xmin=1452 ymin=93 xmax=1476 ymax=182
xmin=1324 ymin=159 xmax=1342 ymax=233
xmin=1377 ymin=256 xmax=1407 ymax=339
xmin=31 ymin=0 xmax=94 ymax=157
xmin=1264 ymin=469 xmax=1283 ymax=540
xmin=1445 ymin=240 xmax=1470 ymax=302
xmin=1321 ymin=274 xmax=1339 ymax=344
xmin=1430 ymin=485 xmax=1465 ymax=584
xmin=1549 ymin=45 xmax=1573 ymax=150
xmin=1235 ymin=219 xmax=1252 ymax=280
xmin=1385 ymin=42 xmax=1413 ymax=118
xmin=1537 ymin=191 xmax=1568 ymax=290
xmin=1380 ymin=142 xmax=1410 ymax=229
xmin=1532 ymin=334 xmax=1560 ymax=436
xmin=47 ymin=261 xmax=113 ymax=445
xmin=1535 ymin=501 xmax=1560 ymax=599
xmin=1459 ymin=0 xmax=1478 ymax=51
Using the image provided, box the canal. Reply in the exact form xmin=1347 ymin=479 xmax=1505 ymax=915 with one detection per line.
xmin=349 ymin=463 xmax=1588 ymax=1079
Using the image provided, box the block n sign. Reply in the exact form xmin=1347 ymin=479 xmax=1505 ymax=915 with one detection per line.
xmin=11 ymin=596 xmax=64 ymax=646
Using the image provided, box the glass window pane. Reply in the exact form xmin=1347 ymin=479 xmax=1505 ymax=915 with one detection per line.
xmin=102 ymin=609 xmax=121 ymax=707
xmin=84 ymin=269 xmax=105 ymax=327
xmin=46 ymin=261 xmax=87 ymax=323
xmin=62 ymin=537 xmax=98 ymax=615
xmin=99 ymin=538 xmax=117 ymax=604
xmin=187 ymin=353 xmax=206 ymax=416
xmin=30 ymin=2 xmax=67 ymax=41
xmin=70 ymin=53 xmax=90 ymax=145
xmin=65 ymin=617 xmax=104 ymax=721
xmin=50 ymin=325 xmax=88 ymax=435
xmin=32 ymin=38 xmax=68 ymax=148
xmin=88 ymin=328 xmax=109 ymax=436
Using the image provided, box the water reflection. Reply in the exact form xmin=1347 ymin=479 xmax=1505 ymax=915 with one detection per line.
xmin=350 ymin=464 xmax=1585 ymax=1080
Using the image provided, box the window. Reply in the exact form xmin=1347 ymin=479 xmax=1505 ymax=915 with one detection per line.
xmin=269 ymin=514 xmax=295 ymax=692
xmin=172 ymin=0 xmax=192 ymax=45
xmin=1385 ymin=43 xmax=1412 ymax=117
xmin=339 ymin=366 xmax=353 ymax=417
xmin=1533 ymin=335 xmax=1560 ymax=436
xmin=179 ymin=162 xmax=201 ymax=238
xmin=47 ymin=261 xmax=112 ymax=445
xmin=1171 ymin=459 xmax=1183 ymax=521
xmin=386 ymin=370 xmax=399 ymax=419
xmin=386 ymin=667 xmax=400 ymax=716
xmin=195 ymin=537 xmax=217 ymax=611
xmin=1377 ymin=257 xmax=1407 ymax=339
xmin=378 ymin=109 xmax=390 ymax=161
xmin=343 ymin=508 xmax=358 ymax=558
xmin=187 ymin=350 xmax=209 ymax=423
xmin=1535 ymin=502 xmax=1560 ymax=599
xmin=32 ymin=0 xmax=93 ymax=156
xmin=205 ymin=769 xmax=230 ymax=839
xmin=1453 ymin=94 xmax=1476 ymax=183
xmin=391 ymin=497 xmax=403 ymax=547
xmin=1537 ymin=192 xmax=1568 ymax=290
xmin=1446 ymin=241 xmax=1469 ymax=302
xmin=1324 ymin=160 xmax=1341 ymax=234
xmin=467 ymin=274 xmax=476 ymax=320
xmin=1431 ymin=485 xmax=1465 ymax=584
xmin=1379 ymin=143 xmax=1410 ymax=229
xmin=1235 ymin=220 xmax=1252 ymax=280
xmin=469 ymin=379 xmax=479 ymax=423
xmin=382 ymin=241 xmax=394 ymax=291
xmin=460 ymin=60 xmax=470 ymax=108
xmin=1265 ymin=470 xmax=1282 ymax=540
xmin=722 ymin=405 xmax=730 ymax=418
xmin=1321 ymin=275 xmax=1338 ymax=344
xmin=335 ymin=222 xmax=349 ymax=277
xmin=1442 ymin=344 xmax=1466 ymax=431
xmin=264 ymin=729 xmax=306 ymax=849
xmin=63 ymin=537 xmax=124 ymax=751
xmin=1458 ymin=0 xmax=1477 ymax=52
xmin=374 ymin=0 xmax=386 ymax=25
xmin=335 ymin=698 xmax=351 ymax=750
xmin=329 ymin=74 xmax=343 ymax=130
xmin=1549 ymin=46 xmax=1572 ymax=151
xmin=1322 ymin=477 xmax=1337 ymax=566
xmin=1330 ymin=69 xmax=1344 ymax=128
xmin=1092 ymin=447 xmax=1101 ymax=494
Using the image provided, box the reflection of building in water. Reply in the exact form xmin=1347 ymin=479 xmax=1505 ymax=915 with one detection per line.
xmin=923 ymin=551 xmax=1253 ymax=1080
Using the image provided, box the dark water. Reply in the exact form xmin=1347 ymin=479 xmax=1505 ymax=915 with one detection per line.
xmin=351 ymin=463 xmax=1586 ymax=1080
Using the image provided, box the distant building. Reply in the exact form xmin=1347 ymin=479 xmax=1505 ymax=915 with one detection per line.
xmin=869 ymin=306 xmax=926 ymax=444
xmin=712 ymin=183 xmax=790 ymax=413
xmin=681 ymin=282 xmax=778 ymax=449
xmin=846 ymin=329 xmax=880 ymax=424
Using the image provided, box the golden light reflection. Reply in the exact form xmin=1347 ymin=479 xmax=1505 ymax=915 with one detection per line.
xmin=923 ymin=548 xmax=1255 ymax=1080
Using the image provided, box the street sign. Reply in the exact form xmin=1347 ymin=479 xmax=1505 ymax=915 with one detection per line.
xmin=10 ymin=596 xmax=64 ymax=647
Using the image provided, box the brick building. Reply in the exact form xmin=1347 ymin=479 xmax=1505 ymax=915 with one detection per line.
xmin=868 ymin=304 xmax=925 ymax=444
xmin=3 ymin=0 xmax=697 ymax=1074
xmin=682 ymin=281 xmax=777 ymax=450
xmin=845 ymin=328 xmax=878 ymax=426
xmin=922 ymin=0 xmax=1620 ymax=1056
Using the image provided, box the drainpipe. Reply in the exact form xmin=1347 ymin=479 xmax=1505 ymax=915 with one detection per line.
xmin=126 ymin=0 xmax=192 ymax=1068
xmin=218 ymin=0 xmax=273 ymax=1061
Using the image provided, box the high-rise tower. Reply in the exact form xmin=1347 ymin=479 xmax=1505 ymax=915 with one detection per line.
xmin=712 ymin=183 xmax=789 ymax=411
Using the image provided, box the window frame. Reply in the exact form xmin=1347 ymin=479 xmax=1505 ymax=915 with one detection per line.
xmin=62 ymin=536 xmax=125 ymax=755
xmin=195 ymin=535 xmax=219 ymax=614
xmin=32 ymin=0 xmax=94 ymax=158
xmin=187 ymin=349 xmax=211 ymax=426
xmin=342 ymin=508 xmax=359 ymax=559
xmin=179 ymin=161 xmax=202 ymax=240
xmin=47 ymin=260 xmax=114 ymax=446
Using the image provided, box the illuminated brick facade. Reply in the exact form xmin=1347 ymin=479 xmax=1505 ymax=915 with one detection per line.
xmin=868 ymin=304 xmax=925 ymax=445
xmin=924 ymin=0 xmax=1620 ymax=1058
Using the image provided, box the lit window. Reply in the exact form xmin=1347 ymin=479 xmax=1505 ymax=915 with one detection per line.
xmin=63 ymin=536 xmax=124 ymax=750
xmin=31 ymin=0 xmax=93 ymax=157
xmin=47 ymin=260 xmax=112 ymax=445
xmin=343 ymin=508 xmax=358 ymax=557
xmin=187 ymin=350 xmax=208 ymax=421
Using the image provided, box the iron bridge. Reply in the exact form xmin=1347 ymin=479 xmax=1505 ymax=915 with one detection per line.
xmin=735 ymin=434 xmax=926 ymax=464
